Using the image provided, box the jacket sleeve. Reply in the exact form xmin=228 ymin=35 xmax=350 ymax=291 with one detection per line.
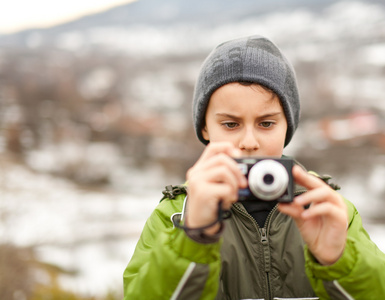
xmin=304 ymin=198 xmax=385 ymax=299
xmin=123 ymin=196 xmax=222 ymax=300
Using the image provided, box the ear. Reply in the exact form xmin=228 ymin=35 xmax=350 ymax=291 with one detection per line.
xmin=202 ymin=126 xmax=210 ymax=141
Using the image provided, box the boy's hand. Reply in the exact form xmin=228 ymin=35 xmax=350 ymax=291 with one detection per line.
xmin=186 ymin=142 xmax=247 ymax=236
xmin=278 ymin=165 xmax=348 ymax=265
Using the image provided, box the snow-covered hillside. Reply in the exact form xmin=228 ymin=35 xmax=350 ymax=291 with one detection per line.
xmin=1 ymin=0 xmax=385 ymax=297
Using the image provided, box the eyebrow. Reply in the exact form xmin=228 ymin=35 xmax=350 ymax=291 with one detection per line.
xmin=215 ymin=112 xmax=283 ymax=120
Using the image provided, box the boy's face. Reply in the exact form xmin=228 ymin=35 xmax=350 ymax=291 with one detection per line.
xmin=202 ymin=82 xmax=287 ymax=157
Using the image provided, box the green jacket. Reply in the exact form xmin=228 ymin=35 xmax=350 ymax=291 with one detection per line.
xmin=123 ymin=184 xmax=385 ymax=299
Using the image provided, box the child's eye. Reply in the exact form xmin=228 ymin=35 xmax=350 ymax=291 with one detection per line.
xmin=223 ymin=122 xmax=239 ymax=129
xmin=260 ymin=121 xmax=274 ymax=128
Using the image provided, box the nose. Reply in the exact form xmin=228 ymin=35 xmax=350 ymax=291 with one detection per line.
xmin=239 ymin=127 xmax=259 ymax=153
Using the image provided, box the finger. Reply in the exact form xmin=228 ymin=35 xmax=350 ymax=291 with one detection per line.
xmin=210 ymin=154 xmax=247 ymax=187
xmin=301 ymin=202 xmax=346 ymax=221
xmin=187 ymin=180 xmax=238 ymax=208
xmin=198 ymin=142 xmax=240 ymax=163
xmin=292 ymin=165 xmax=326 ymax=190
xmin=202 ymin=165 xmax=239 ymax=192
xmin=194 ymin=153 xmax=247 ymax=188
xmin=278 ymin=202 xmax=305 ymax=219
xmin=208 ymin=183 xmax=239 ymax=209
xmin=294 ymin=186 xmax=342 ymax=207
xmin=189 ymin=143 xmax=246 ymax=187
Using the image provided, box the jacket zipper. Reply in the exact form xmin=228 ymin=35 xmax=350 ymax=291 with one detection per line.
xmin=234 ymin=203 xmax=278 ymax=300
xmin=233 ymin=190 xmax=307 ymax=299
xmin=260 ymin=227 xmax=271 ymax=300
xmin=260 ymin=192 xmax=306 ymax=299
xmin=261 ymin=205 xmax=278 ymax=300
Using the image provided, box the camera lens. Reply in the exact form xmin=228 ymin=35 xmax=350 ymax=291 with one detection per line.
xmin=263 ymin=174 xmax=274 ymax=185
xmin=248 ymin=159 xmax=289 ymax=201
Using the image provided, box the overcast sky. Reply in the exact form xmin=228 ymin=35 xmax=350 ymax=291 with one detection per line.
xmin=0 ymin=0 xmax=136 ymax=34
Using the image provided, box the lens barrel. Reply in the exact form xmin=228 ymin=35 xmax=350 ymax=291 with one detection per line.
xmin=248 ymin=159 xmax=289 ymax=201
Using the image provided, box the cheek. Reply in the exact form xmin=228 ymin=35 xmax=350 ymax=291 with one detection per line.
xmin=262 ymin=127 xmax=287 ymax=155
xmin=207 ymin=127 xmax=238 ymax=145
xmin=209 ymin=132 xmax=236 ymax=143
xmin=262 ymin=142 xmax=285 ymax=157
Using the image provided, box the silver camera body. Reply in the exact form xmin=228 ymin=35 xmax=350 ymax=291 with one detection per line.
xmin=235 ymin=157 xmax=294 ymax=202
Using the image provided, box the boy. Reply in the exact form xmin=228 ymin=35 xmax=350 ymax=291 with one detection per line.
xmin=123 ymin=35 xmax=385 ymax=299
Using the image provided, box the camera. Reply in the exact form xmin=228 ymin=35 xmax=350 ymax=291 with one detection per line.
xmin=235 ymin=157 xmax=294 ymax=202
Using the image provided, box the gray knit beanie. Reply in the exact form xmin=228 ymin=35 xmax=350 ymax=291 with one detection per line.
xmin=192 ymin=35 xmax=300 ymax=147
